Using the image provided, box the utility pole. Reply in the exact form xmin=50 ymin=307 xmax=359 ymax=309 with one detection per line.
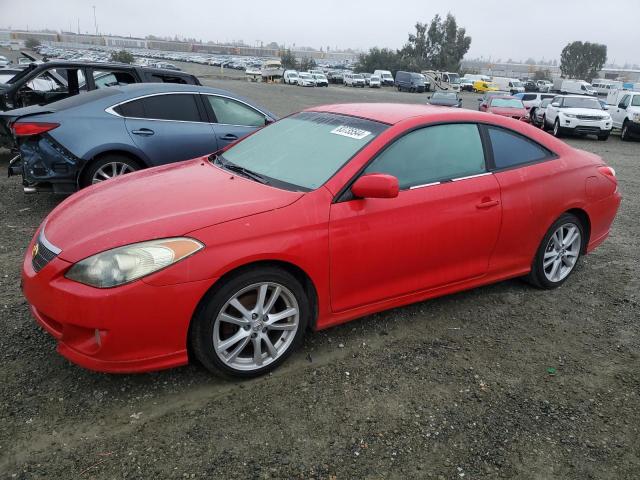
xmin=92 ymin=5 xmax=97 ymax=36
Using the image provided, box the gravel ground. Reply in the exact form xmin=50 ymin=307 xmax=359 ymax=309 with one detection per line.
xmin=0 ymin=61 xmax=639 ymax=479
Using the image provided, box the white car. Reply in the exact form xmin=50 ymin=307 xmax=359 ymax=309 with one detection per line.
xmin=283 ymin=70 xmax=299 ymax=85
xmin=609 ymin=90 xmax=640 ymax=141
xmin=0 ymin=55 xmax=10 ymax=67
xmin=311 ymin=73 xmax=328 ymax=87
xmin=369 ymin=75 xmax=381 ymax=88
xmin=514 ymin=92 xmax=557 ymax=117
xmin=344 ymin=73 xmax=365 ymax=87
xmin=544 ymin=95 xmax=612 ymax=140
xmin=536 ymin=80 xmax=553 ymax=93
xmin=297 ymin=72 xmax=315 ymax=87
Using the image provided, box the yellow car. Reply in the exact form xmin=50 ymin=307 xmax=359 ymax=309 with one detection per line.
xmin=473 ymin=80 xmax=499 ymax=93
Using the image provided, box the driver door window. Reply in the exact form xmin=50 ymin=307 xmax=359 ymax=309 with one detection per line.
xmin=363 ymin=123 xmax=486 ymax=189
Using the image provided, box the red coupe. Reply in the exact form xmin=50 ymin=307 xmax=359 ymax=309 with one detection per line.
xmin=486 ymin=96 xmax=529 ymax=121
xmin=22 ymin=104 xmax=621 ymax=377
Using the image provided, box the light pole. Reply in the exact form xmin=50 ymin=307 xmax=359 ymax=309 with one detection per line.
xmin=92 ymin=5 xmax=97 ymax=36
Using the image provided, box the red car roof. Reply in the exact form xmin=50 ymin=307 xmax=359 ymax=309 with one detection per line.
xmin=305 ymin=103 xmax=514 ymax=125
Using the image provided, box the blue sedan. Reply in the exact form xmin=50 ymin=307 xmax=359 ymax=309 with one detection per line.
xmin=3 ymin=83 xmax=276 ymax=194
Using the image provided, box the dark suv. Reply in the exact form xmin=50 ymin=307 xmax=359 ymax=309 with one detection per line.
xmin=395 ymin=71 xmax=427 ymax=93
xmin=0 ymin=61 xmax=200 ymax=111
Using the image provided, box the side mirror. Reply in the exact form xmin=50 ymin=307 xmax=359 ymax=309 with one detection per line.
xmin=603 ymin=104 xmax=609 ymax=110
xmin=618 ymin=103 xmax=626 ymax=110
xmin=352 ymin=173 xmax=399 ymax=199
xmin=427 ymin=96 xmax=431 ymax=99
xmin=551 ymin=102 xmax=560 ymax=107
xmin=264 ymin=117 xmax=274 ymax=126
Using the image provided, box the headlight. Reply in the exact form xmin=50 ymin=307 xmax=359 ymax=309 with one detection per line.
xmin=562 ymin=113 xmax=577 ymax=118
xmin=632 ymin=113 xmax=640 ymax=122
xmin=65 ymin=237 xmax=204 ymax=288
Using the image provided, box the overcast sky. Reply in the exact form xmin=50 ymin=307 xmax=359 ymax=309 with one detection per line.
xmin=2 ymin=0 xmax=638 ymax=65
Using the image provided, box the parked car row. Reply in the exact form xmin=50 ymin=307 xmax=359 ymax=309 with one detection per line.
xmin=283 ymin=70 xmax=329 ymax=87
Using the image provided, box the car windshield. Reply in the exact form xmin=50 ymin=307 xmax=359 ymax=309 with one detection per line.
xmin=433 ymin=92 xmax=457 ymax=100
xmin=512 ymin=81 xmax=524 ymax=87
xmin=540 ymin=99 xmax=552 ymax=107
xmin=219 ymin=112 xmax=388 ymax=191
xmin=299 ymin=73 xmax=311 ymax=79
xmin=491 ymin=98 xmax=524 ymax=108
xmin=381 ymin=73 xmax=392 ymax=79
xmin=448 ymin=74 xmax=460 ymax=83
xmin=563 ymin=97 xmax=602 ymax=109
xmin=353 ymin=74 xmax=364 ymax=79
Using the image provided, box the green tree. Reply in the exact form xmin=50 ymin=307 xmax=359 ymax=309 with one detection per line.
xmin=280 ymin=49 xmax=297 ymax=69
xmin=355 ymin=47 xmax=407 ymax=74
xmin=110 ymin=50 xmax=134 ymax=64
xmin=560 ymin=41 xmax=607 ymax=81
xmin=25 ymin=38 xmax=41 ymax=49
xmin=401 ymin=13 xmax=471 ymax=72
xmin=299 ymin=57 xmax=317 ymax=71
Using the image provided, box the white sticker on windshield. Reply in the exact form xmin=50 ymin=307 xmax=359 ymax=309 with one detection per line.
xmin=330 ymin=125 xmax=372 ymax=140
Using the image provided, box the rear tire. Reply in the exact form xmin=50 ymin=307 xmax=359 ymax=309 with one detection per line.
xmin=525 ymin=213 xmax=584 ymax=289
xmin=189 ymin=267 xmax=310 ymax=378
xmin=81 ymin=154 xmax=141 ymax=188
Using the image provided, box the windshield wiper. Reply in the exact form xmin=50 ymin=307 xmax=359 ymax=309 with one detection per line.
xmin=211 ymin=154 xmax=269 ymax=185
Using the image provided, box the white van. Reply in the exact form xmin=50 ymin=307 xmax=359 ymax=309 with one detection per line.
xmin=373 ymin=70 xmax=394 ymax=86
xmin=283 ymin=70 xmax=299 ymax=85
xmin=463 ymin=74 xmax=491 ymax=83
xmin=591 ymin=79 xmax=623 ymax=96
xmin=492 ymin=77 xmax=525 ymax=94
xmin=560 ymin=80 xmax=597 ymax=96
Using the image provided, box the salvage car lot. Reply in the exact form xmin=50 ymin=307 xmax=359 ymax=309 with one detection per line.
xmin=1 ymin=71 xmax=639 ymax=478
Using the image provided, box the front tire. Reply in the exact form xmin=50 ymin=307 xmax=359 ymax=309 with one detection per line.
xmin=553 ymin=119 xmax=562 ymax=137
xmin=621 ymin=120 xmax=631 ymax=141
xmin=526 ymin=213 xmax=584 ymax=289
xmin=190 ymin=267 xmax=310 ymax=378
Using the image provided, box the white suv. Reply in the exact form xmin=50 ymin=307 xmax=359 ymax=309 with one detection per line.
xmin=610 ymin=91 xmax=640 ymax=141
xmin=544 ymin=95 xmax=612 ymax=141
xmin=344 ymin=73 xmax=366 ymax=87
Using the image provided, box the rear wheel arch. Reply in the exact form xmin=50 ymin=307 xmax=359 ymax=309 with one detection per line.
xmin=566 ymin=208 xmax=591 ymax=253
xmin=78 ymin=150 xmax=147 ymax=187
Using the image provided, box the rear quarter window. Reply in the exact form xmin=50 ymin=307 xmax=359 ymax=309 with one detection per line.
xmin=488 ymin=126 xmax=552 ymax=169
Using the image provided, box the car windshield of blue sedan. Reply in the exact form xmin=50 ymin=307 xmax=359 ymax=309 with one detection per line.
xmin=218 ymin=112 xmax=388 ymax=190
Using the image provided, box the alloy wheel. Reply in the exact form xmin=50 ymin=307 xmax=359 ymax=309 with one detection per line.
xmin=543 ymin=223 xmax=581 ymax=282
xmin=91 ymin=161 xmax=136 ymax=184
xmin=213 ymin=282 xmax=299 ymax=371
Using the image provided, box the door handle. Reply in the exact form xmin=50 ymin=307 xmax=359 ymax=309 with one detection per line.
xmin=131 ymin=128 xmax=154 ymax=136
xmin=221 ymin=134 xmax=238 ymax=141
xmin=476 ymin=199 xmax=500 ymax=209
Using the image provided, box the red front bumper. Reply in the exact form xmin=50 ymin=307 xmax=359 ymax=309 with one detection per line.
xmin=22 ymin=250 xmax=214 ymax=373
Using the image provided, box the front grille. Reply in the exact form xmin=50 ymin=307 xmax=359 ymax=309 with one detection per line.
xmin=32 ymin=239 xmax=58 ymax=273
xmin=577 ymin=115 xmax=604 ymax=121
xmin=31 ymin=227 xmax=61 ymax=273
xmin=574 ymin=126 xmax=602 ymax=134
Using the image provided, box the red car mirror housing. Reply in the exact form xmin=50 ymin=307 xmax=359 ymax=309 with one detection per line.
xmin=352 ymin=173 xmax=399 ymax=199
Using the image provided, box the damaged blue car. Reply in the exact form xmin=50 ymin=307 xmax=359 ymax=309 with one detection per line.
xmin=3 ymin=83 xmax=276 ymax=194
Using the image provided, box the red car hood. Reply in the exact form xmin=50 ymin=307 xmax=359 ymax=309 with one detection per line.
xmin=488 ymin=107 xmax=527 ymax=118
xmin=44 ymin=158 xmax=304 ymax=263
